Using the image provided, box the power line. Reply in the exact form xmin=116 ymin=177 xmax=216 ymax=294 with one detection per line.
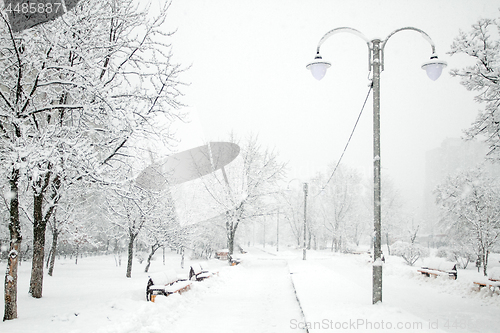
xmin=316 ymin=84 xmax=373 ymax=196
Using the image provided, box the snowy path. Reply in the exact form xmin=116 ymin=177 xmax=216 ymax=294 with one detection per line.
xmin=169 ymin=254 xmax=306 ymax=333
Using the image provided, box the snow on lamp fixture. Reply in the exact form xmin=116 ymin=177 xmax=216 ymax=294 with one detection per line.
xmin=421 ymin=54 xmax=447 ymax=81
xmin=306 ymin=54 xmax=331 ymax=80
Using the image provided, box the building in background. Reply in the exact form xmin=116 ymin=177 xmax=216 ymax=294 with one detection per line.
xmin=422 ymin=138 xmax=498 ymax=245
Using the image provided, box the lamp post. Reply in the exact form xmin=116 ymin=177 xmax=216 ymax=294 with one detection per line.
xmin=287 ymin=179 xmax=309 ymax=260
xmin=306 ymin=27 xmax=447 ymax=304
xmin=303 ymin=182 xmax=308 ymax=260
xmin=276 ymin=208 xmax=280 ymax=252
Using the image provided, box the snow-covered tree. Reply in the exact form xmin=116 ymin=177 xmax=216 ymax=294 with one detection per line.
xmin=313 ymin=166 xmax=363 ymax=252
xmin=197 ymin=136 xmax=286 ymax=259
xmin=1 ymin=0 xmax=186 ymax=319
xmin=449 ymin=17 xmax=500 ymax=158
xmin=140 ymin=190 xmax=188 ymax=273
xmin=297 ymin=163 xmax=367 ymax=252
xmin=188 ymin=217 xmax=226 ymax=260
xmin=279 ymin=188 xmax=305 ymax=247
xmin=105 ymin=183 xmax=167 ymax=278
xmin=435 ymin=166 xmax=500 ymax=275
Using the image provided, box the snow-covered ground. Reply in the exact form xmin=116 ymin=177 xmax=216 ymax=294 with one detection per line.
xmin=2 ymin=248 xmax=500 ymax=332
xmin=286 ymin=250 xmax=500 ymax=332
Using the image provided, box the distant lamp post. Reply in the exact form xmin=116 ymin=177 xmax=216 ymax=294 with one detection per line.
xmin=302 ymin=182 xmax=308 ymax=260
xmin=306 ymin=27 xmax=446 ymax=304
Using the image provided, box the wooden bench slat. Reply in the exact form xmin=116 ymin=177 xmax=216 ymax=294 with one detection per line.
xmin=418 ymin=260 xmax=458 ymax=280
xmin=147 ymin=269 xmax=193 ymax=301
xmin=189 ymin=263 xmax=218 ymax=281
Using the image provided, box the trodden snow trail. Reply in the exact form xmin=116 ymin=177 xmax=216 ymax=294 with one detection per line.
xmin=169 ymin=250 xmax=307 ymax=333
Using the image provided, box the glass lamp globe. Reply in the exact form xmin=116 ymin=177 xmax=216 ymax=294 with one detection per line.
xmin=306 ymin=55 xmax=331 ymax=80
xmin=421 ymin=55 xmax=447 ymax=81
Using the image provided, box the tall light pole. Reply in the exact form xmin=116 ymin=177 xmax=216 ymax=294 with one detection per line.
xmin=303 ymin=182 xmax=308 ymax=260
xmin=287 ymin=179 xmax=309 ymax=260
xmin=306 ymin=27 xmax=447 ymax=304
xmin=276 ymin=208 xmax=280 ymax=252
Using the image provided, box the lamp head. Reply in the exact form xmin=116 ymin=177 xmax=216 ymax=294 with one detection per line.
xmin=421 ymin=54 xmax=447 ymax=81
xmin=306 ymin=54 xmax=331 ymax=80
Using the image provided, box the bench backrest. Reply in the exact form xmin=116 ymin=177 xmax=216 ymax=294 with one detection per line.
xmin=191 ymin=263 xmax=203 ymax=275
xmin=437 ymin=261 xmax=457 ymax=272
xmin=149 ymin=269 xmax=178 ymax=285
xmin=424 ymin=259 xmax=457 ymax=272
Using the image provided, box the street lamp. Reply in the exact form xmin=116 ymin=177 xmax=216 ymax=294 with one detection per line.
xmin=302 ymin=182 xmax=308 ymax=260
xmin=306 ymin=27 xmax=446 ymax=304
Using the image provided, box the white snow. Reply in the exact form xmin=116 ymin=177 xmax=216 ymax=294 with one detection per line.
xmin=1 ymin=248 xmax=500 ymax=332
xmin=8 ymin=249 xmax=18 ymax=258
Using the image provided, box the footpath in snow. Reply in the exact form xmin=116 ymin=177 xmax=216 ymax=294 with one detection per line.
xmin=169 ymin=253 xmax=306 ymax=333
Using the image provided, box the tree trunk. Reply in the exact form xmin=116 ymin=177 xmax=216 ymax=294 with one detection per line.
xmin=29 ymin=191 xmax=47 ymax=298
xmin=226 ymin=209 xmax=242 ymax=261
xmin=483 ymin=248 xmax=489 ymax=277
xmin=227 ymin=228 xmax=235 ymax=257
xmin=48 ymin=228 xmax=59 ymax=276
xmin=4 ymin=169 xmax=21 ymax=321
xmin=180 ymin=247 xmax=185 ymax=269
xmin=144 ymin=244 xmax=160 ymax=273
xmin=126 ymin=231 xmax=136 ymax=278
xmin=75 ymin=243 xmax=79 ymax=265
xmin=29 ymin=169 xmax=57 ymax=298
xmin=46 ymin=248 xmax=52 ymax=269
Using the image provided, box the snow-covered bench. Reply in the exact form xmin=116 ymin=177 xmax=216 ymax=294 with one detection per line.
xmin=189 ymin=263 xmax=210 ymax=281
xmin=417 ymin=259 xmax=457 ymax=280
xmin=189 ymin=263 xmax=219 ymax=281
xmin=146 ymin=270 xmax=192 ymax=302
xmin=216 ymin=249 xmax=229 ymax=260
xmin=474 ymin=267 xmax=500 ymax=291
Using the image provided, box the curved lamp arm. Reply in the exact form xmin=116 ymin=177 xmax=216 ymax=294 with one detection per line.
xmin=316 ymin=27 xmax=371 ymax=51
xmin=382 ymin=26 xmax=436 ymax=54
xmin=307 ymin=27 xmax=372 ymax=80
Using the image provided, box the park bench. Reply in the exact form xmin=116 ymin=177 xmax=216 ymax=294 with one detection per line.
xmin=216 ymin=249 xmax=229 ymax=260
xmin=215 ymin=249 xmax=241 ymax=266
xmin=229 ymin=255 xmax=241 ymax=266
xmin=417 ymin=259 xmax=457 ymax=280
xmin=146 ymin=269 xmax=192 ymax=302
xmin=473 ymin=267 xmax=500 ymax=291
xmin=189 ymin=263 xmax=217 ymax=281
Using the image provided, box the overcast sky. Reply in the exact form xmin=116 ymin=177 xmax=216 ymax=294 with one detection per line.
xmin=163 ymin=0 xmax=499 ymax=210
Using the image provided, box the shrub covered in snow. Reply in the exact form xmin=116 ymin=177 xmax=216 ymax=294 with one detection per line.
xmin=435 ymin=245 xmax=474 ymax=269
xmin=436 ymin=247 xmax=451 ymax=258
xmin=391 ymin=241 xmax=429 ymax=266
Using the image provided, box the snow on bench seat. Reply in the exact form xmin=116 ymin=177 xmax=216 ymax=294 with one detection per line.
xmin=473 ymin=267 xmax=500 ymax=291
xmin=146 ymin=269 xmax=192 ymax=301
xmin=417 ymin=259 xmax=457 ymax=280
xmin=189 ymin=263 xmax=218 ymax=281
